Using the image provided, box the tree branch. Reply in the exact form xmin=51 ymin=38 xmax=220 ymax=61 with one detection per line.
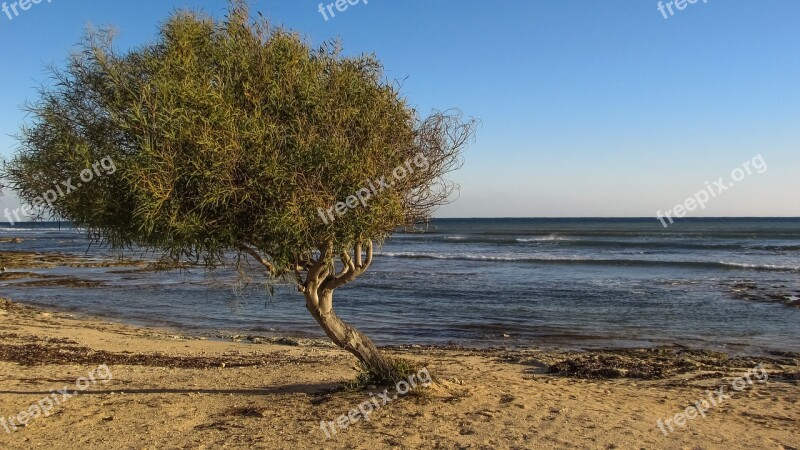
xmin=354 ymin=242 xmax=363 ymax=268
xmin=324 ymin=239 xmax=373 ymax=290
xmin=358 ymin=240 xmax=373 ymax=275
xmin=338 ymin=251 xmax=356 ymax=277
xmin=306 ymin=242 xmax=333 ymax=290
xmin=239 ymin=244 xmax=276 ymax=275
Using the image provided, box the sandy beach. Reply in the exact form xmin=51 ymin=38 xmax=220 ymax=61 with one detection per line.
xmin=0 ymin=296 xmax=797 ymax=450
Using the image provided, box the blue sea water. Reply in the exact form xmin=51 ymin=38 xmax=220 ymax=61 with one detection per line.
xmin=1 ymin=218 xmax=799 ymax=354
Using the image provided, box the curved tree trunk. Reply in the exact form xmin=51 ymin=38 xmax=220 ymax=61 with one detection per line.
xmin=304 ymin=287 xmax=396 ymax=380
xmin=242 ymin=240 xmax=397 ymax=380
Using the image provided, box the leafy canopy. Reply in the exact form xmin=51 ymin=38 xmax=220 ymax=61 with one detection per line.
xmin=5 ymin=2 xmax=475 ymax=274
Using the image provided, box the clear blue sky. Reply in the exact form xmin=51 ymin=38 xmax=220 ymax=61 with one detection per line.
xmin=1 ymin=0 xmax=798 ymax=218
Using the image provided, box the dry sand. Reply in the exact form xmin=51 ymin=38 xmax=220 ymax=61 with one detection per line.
xmin=0 ymin=298 xmax=797 ymax=450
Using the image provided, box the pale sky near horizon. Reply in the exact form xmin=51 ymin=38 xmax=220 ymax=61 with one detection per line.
xmin=0 ymin=0 xmax=798 ymax=219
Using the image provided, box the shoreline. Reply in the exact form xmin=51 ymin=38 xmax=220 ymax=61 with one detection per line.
xmin=2 ymin=237 xmax=799 ymax=356
xmin=9 ymin=294 xmax=799 ymax=360
xmin=5 ymin=294 xmax=798 ymax=358
xmin=1 ymin=297 xmax=798 ymax=449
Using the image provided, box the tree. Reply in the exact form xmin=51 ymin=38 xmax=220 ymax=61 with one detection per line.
xmin=3 ymin=1 xmax=476 ymax=382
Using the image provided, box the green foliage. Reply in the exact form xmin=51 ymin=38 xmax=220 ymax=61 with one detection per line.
xmin=344 ymin=357 xmax=423 ymax=389
xmin=4 ymin=1 xmax=474 ymax=274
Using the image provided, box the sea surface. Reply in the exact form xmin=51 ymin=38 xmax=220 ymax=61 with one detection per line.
xmin=1 ymin=218 xmax=799 ymax=354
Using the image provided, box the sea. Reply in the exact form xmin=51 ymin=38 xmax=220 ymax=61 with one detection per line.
xmin=1 ymin=218 xmax=799 ymax=355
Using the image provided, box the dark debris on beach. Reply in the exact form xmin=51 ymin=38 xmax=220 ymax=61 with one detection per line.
xmin=0 ymin=332 xmax=320 ymax=369
xmin=544 ymin=347 xmax=799 ymax=380
xmin=0 ymin=340 xmax=320 ymax=369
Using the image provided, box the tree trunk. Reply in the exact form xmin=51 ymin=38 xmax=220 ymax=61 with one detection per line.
xmin=304 ymin=287 xmax=397 ymax=380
